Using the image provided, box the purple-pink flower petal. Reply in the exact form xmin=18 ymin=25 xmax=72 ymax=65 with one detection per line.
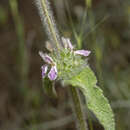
xmin=41 ymin=65 xmax=48 ymax=78
xmin=61 ymin=37 xmax=74 ymax=50
xmin=61 ymin=37 xmax=68 ymax=49
xmin=74 ymin=50 xmax=91 ymax=56
xmin=66 ymin=38 xmax=74 ymax=50
xmin=48 ymin=66 xmax=58 ymax=80
xmin=39 ymin=51 xmax=53 ymax=64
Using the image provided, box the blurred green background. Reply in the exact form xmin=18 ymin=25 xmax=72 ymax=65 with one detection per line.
xmin=0 ymin=0 xmax=130 ymax=129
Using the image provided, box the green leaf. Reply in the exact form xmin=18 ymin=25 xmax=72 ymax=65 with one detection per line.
xmin=64 ymin=66 xmax=115 ymax=130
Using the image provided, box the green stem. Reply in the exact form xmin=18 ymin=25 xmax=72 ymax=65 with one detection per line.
xmin=41 ymin=0 xmax=60 ymax=49
xmin=36 ymin=0 xmax=62 ymax=51
xmin=70 ymin=87 xmax=88 ymax=130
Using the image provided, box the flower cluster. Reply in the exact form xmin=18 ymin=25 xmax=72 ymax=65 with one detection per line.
xmin=39 ymin=37 xmax=91 ymax=81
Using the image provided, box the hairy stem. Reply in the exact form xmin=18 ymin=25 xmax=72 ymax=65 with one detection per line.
xmin=70 ymin=87 xmax=88 ymax=130
xmin=36 ymin=0 xmax=62 ymax=51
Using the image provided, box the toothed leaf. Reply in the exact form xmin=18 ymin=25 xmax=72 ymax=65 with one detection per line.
xmin=64 ymin=66 xmax=115 ymax=130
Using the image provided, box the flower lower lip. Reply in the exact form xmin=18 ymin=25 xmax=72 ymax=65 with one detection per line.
xmin=74 ymin=50 xmax=91 ymax=56
xmin=48 ymin=66 xmax=58 ymax=80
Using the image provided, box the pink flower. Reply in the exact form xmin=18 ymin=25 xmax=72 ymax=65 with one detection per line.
xmin=48 ymin=66 xmax=57 ymax=80
xmin=74 ymin=50 xmax=91 ymax=56
xmin=39 ymin=51 xmax=57 ymax=81
xmin=39 ymin=37 xmax=90 ymax=81
xmin=61 ymin=37 xmax=91 ymax=56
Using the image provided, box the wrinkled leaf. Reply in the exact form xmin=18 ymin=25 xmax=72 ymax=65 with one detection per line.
xmin=64 ymin=66 xmax=115 ymax=130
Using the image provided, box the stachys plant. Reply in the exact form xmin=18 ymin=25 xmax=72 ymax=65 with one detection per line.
xmin=35 ymin=0 xmax=115 ymax=130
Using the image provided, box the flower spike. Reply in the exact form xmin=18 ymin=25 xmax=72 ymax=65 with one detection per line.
xmin=39 ymin=37 xmax=91 ymax=81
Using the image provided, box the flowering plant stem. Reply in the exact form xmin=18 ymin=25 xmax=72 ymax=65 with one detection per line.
xmin=40 ymin=0 xmax=60 ymax=50
xmin=36 ymin=0 xmax=88 ymax=129
xmin=70 ymin=87 xmax=88 ymax=130
xmin=36 ymin=0 xmax=62 ymax=52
